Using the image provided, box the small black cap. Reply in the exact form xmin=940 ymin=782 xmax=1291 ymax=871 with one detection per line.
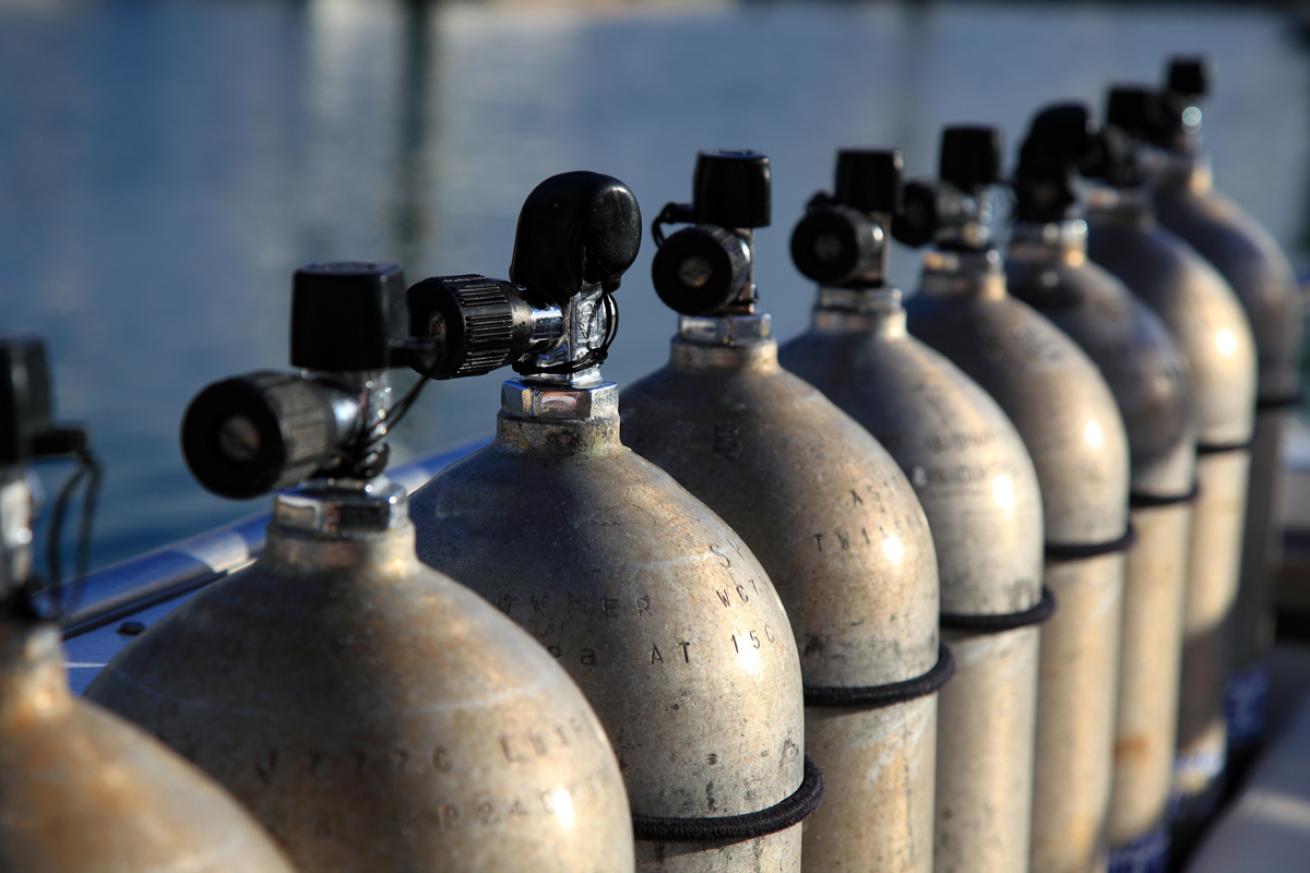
xmin=509 ymin=171 xmax=642 ymax=308
xmin=1015 ymin=102 xmax=1095 ymax=187
xmin=181 ymin=372 xmax=338 ymax=499
xmin=834 ymin=149 xmax=903 ymax=213
xmin=0 ymin=336 xmax=52 ymax=465
xmin=692 ymin=150 xmax=772 ymax=229
xmin=1104 ymin=85 xmax=1166 ymax=141
xmin=651 ymin=225 xmax=750 ymax=316
xmin=291 ymin=262 xmax=407 ymax=372
xmin=939 ymin=126 xmax=1002 ymax=190
xmin=1166 ymin=56 xmax=1210 ymax=98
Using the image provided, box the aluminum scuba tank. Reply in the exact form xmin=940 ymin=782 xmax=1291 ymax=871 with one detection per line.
xmin=86 ymin=263 xmax=635 ymax=873
xmin=0 ymin=336 xmax=295 ymax=873
xmin=1082 ymin=87 xmax=1258 ymax=838
xmin=1006 ymin=103 xmax=1197 ymax=872
xmin=406 ymin=171 xmax=819 ymax=873
xmin=781 ymin=148 xmax=1045 ymax=873
xmin=1149 ymin=57 xmax=1303 ymax=764
xmin=620 ymin=150 xmax=947 ymax=873
xmin=895 ymin=125 xmax=1133 ymax=873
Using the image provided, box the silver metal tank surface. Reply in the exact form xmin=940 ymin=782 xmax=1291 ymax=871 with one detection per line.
xmin=411 ymin=384 xmax=809 ymax=873
xmin=408 ymin=171 xmax=816 ymax=873
xmin=782 ymin=287 xmax=1044 ymax=873
xmin=88 ymin=263 xmax=637 ymax=873
xmin=1007 ymin=218 xmax=1195 ymax=865
xmin=897 ymin=126 xmax=1132 ymax=873
xmin=905 ymin=251 xmax=1131 ymax=873
xmin=1150 ymin=67 xmax=1302 ymax=758
xmin=780 ymin=148 xmax=1043 ymax=873
xmin=622 ymin=150 xmax=945 ymax=873
xmin=0 ymin=336 xmax=295 ymax=873
xmin=1085 ymin=182 xmax=1256 ymax=834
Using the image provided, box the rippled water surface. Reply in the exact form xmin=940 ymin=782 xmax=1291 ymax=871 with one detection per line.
xmin=3 ymin=0 xmax=1308 ymax=567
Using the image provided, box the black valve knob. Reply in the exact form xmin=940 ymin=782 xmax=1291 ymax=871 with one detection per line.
xmin=1166 ymin=56 xmax=1210 ymax=99
xmin=0 ymin=336 xmax=52 ymax=466
xmin=939 ymin=126 xmax=1002 ymax=191
xmin=1019 ymin=103 xmax=1096 ymax=176
xmin=290 ymin=262 xmax=407 ymax=372
xmin=181 ymin=372 xmax=341 ymax=499
xmin=509 ymin=171 xmax=642 ymax=309
xmin=406 ymin=275 xmax=537 ymax=377
xmin=692 ymin=150 xmax=772 ymax=229
xmin=1104 ymin=85 xmax=1165 ymax=141
xmin=651 ymin=225 xmax=751 ymax=316
xmin=791 ymin=205 xmax=882 ymax=286
xmin=891 ymin=180 xmax=967 ymax=248
xmin=834 ymin=149 xmax=902 ymax=214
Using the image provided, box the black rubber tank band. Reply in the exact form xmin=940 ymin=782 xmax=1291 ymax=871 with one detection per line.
xmin=1130 ymin=482 xmax=1200 ymax=508
xmin=1045 ymin=526 xmax=1137 ymax=562
xmin=631 ymin=755 xmax=824 ymax=843
xmin=804 ymin=642 xmax=955 ymax=708
xmin=940 ymin=587 xmax=1057 ymax=632
xmin=1196 ymin=437 xmax=1255 ymax=455
xmin=1257 ymin=391 xmax=1302 ymax=412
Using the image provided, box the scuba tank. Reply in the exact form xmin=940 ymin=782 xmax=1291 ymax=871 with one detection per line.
xmin=1006 ymin=103 xmax=1197 ymax=872
xmin=1082 ymin=86 xmax=1257 ymax=840
xmin=87 ymin=263 xmax=635 ymax=873
xmin=896 ymin=125 xmax=1132 ymax=873
xmin=406 ymin=171 xmax=820 ymax=873
xmin=621 ymin=150 xmax=948 ymax=873
xmin=1150 ymin=57 xmax=1303 ymax=765
xmin=782 ymin=148 xmax=1046 ymax=873
xmin=0 ymin=336 xmax=294 ymax=873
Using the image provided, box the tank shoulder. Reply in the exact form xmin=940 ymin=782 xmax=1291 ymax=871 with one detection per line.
xmin=781 ymin=322 xmax=1045 ymax=616
xmin=1006 ymin=259 xmax=1195 ymax=494
xmin=905 ymin=289 xmax=1130 ymax=544
xmin=620 ymin=350 xmax=940 ymax=687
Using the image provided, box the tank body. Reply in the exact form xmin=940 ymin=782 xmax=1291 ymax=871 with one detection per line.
xmin=905 ymin=252 xmax=1131 ymax=873
xmin=622 ymin=324 xmax=942 ymax=873
xmin=1007 ymin=221 xmax=1196 ymax=864
xmin=410 ymin=393 xmax=809 ymax=873
xmin=1154 ymin=165 xmax=1302 ymax=755
xmin=0 ymin=618 xmax=296 ymax=873
xmin=780 ymin=286 xmax=1044 ymax=873
xmin=88 ymin=497 xmax=635 ymax=873
xmin=1086 ymin=196 xmax=1257 ymax=828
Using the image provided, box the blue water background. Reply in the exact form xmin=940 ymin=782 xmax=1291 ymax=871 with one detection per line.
xmin=2 ymin=0 xmax=1308 ymax=568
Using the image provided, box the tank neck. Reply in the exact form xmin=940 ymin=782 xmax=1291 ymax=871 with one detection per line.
xmin=669 ymin=313 xmax=778 ymax=372
xmin=271 ymin=477 xmax=408 ymax=538
xmin=810 ymin=285 xmax=907 ymax=337
xmin=0 ymin=617 xmax=72 ymax=726
xmin=495 ymin=378 xmax=622 ymax=457
xmin=263 ymin=502 xmax=420 ymax=576
xmin=1007 ymin=219 xmax=1089 ymax=266
xmin=917 ymin=247 xmax=1008 ymax=299
xmin=1084 ymin=184 xmax=1155 ymax=229
xmin=0 ymin=467 xmax=33 ymax=601
xmin=1150 ymin=150 xmax=1213 ymax=195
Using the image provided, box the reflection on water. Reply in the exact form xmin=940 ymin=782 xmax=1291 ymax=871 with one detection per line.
xmin=1 ymin=0 xmax=1307 ymax=566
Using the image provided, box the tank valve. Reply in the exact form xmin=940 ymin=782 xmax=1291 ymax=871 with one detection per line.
xmin=649 ymin=150 xmax=770 ymax=316
xmin=790 ymin=149 xmax=901 ymax=287
xmin=181 ymin=262 xmax=420 ymax=499
xmin=891 ymin=125 xmax=1002 ymax=251
xmin=406 ymin=171 xmax=641 ymax=383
